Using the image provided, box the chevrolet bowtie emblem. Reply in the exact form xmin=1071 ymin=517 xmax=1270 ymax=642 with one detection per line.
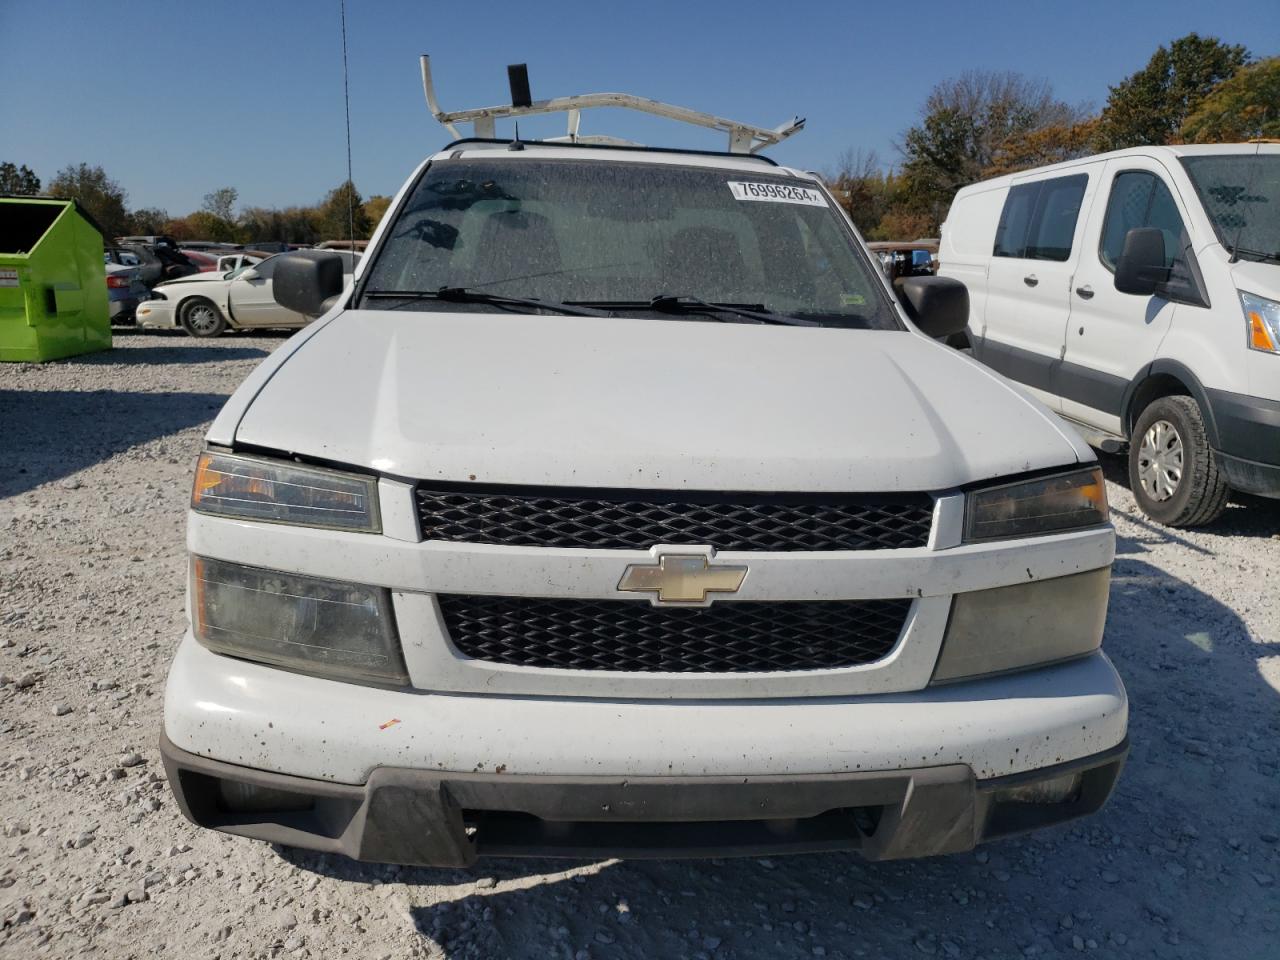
xmin=618 ymin=554 xmax=748 ymax=604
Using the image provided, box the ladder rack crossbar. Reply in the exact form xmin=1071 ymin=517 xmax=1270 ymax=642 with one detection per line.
xmin=420 ymin=55 xmax=803 ymax=154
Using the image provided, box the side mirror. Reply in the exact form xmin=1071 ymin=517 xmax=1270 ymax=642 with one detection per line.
xmin=898 ymin=276 xmax=969 ymax=339
xmin=238 ymin=268 xmax=260 ymax=281
xmin=1114 ymin=227 xmax=1170 ymax=296
xmin=272 ymin=251 xmax=347 ymax=317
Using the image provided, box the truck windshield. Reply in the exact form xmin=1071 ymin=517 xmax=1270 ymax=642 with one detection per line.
xmin=360 ymin=157 xmax=898 ymax=329
xmin=1180 ymin=154 xmax=1280 ymax=263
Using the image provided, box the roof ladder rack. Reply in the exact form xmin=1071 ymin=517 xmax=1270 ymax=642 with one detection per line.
xmin=420 ymin=55 xmax=804 ymax=154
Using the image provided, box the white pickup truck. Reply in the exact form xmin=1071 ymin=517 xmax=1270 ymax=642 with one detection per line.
xmin=160 ymin=70 xmax=1127 ymax=866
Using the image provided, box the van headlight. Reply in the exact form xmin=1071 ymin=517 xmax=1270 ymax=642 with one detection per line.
xmin=964 ymin=467 xmax=1108 ymax=542
xmin=192 ymin=557 xmax=408 ymax=685
xmin=1241 ymin=291 xmax=1280 ymax=354
xmin=192 ymin=451 xmax=380 ymax=532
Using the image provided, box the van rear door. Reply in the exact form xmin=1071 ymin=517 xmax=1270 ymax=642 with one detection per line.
xmin=978 ymin=170 xmax=1095 ymax=411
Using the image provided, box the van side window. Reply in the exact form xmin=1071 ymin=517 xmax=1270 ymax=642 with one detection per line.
xmin=1024 ymin=175 xmax=1088 ymax=261
xmin=1099 ymin=171 xmax=1187 ymax=271
xmin=993 ymin=183 xmax=1037 ymax=258
xmin=992 ymin=174 xmax=1088 ymax=261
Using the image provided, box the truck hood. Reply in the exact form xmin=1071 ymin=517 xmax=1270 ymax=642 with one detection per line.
xmin=231 ymin=310 xmax=1086 ymax=492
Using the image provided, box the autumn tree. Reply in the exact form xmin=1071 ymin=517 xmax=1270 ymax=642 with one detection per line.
xmin=1181 ymin=56 xmax=1280 ymax=143
xmin=239 ymin=206 xmax=323 ymax=246
xmin=362 ymin=194 xmax=392 ymax=231
xmin=201 ymin=186 xmax=239 ymax=223
xmin=983 ymin=118 xmax=1099 ymax=178
xmin=126 ymin=207 xmax=169 ymax=235
xmin=317 ymin=180 xmax=371 ymax=243
xmin=187 ymin=211 xmax=240 ymax=243
xmin=897 ymin=72 xmax=1084 ymax=232
xmin=47 ymin=163 xmax=129 ymax=237
xmin=1093 ymin=34 xmax=1248 ymax=150
xmin=0 ymin=162 xmax=41 ymax=195
xmin=823 ymin=149 xmax=895 ymax=237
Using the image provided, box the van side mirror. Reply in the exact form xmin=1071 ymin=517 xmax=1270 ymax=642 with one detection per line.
xmin=1114 ymin=227 xmax=1170 ymax=296
xmin=273 ymin=251 xmax=347 ymax=317
xmin=898 ymin=276 xmax=969 ymax=339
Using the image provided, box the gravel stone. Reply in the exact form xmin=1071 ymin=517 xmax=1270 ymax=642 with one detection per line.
xmin=1 ymin=334 xmax=1277 ymax=959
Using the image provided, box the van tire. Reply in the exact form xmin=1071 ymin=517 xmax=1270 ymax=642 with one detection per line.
xmin=1128 ymin=396 xmax=1230 ymax=527
xmin=179 ymin=299 xmax=227 ymax=338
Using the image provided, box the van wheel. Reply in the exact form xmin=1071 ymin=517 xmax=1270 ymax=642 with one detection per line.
xmin=1128 ymin=396 xmax=1230 ymax=527
xmin=180 ymin=299 xmax=227 ymax=338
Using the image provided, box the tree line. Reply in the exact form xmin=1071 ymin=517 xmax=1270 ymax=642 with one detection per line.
xmin=0 ymin=162 xmax=391 ymax=246
xmin=827 ymin=33 xmax=1276 ymax=239
xmin=4 ymin=33 xmax=1275 ymax=246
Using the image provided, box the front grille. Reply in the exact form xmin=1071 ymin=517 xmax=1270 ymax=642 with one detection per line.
xmin=415 ymin=486 xmax=933 ymax=551
xmin=438 ymin=595 xmax=912 ymax=673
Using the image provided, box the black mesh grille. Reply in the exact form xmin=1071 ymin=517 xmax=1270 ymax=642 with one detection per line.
xmin=415 ymin=487 xmax=933 ymax=551
xmin=438 ymin=595 xmax=911 ymax=673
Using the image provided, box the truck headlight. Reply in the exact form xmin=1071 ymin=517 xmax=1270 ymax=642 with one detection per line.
xmin=964 ymin=467 xmax=1107 ymax=542
xmin=932 ymin=568 xmax=1109 ymax=683
xmin=1241 ymin=290 xmax=1280 ymax=354
xmin=192 ymin=451 xmax=380 ymax=532
xmin=192 ymin=557 xmax=408 ymax=686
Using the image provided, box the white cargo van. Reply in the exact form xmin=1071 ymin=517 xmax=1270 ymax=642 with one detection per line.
xmin=940 ymin=144 xmax=1280 ymax=526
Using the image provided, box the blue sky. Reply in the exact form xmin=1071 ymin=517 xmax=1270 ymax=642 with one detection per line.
xmin=2 ymin=0 xmax=1277 ymax=215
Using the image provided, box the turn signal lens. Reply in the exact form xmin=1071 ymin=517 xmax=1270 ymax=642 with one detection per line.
xmin=192 ymin=451 xmax=380 ymax=532
xmin=964 ymin=467 xmax=1108 ymax=542
xmin=1242 ymin=291 xmax=1280 ymax=354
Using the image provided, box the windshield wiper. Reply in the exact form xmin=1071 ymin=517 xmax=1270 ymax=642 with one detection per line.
xmin=363 ymin=287 xmax=613 ymax=318
xmin=651 ymin=295 xmax=819 ymax=326
xmin=1226 ymin=245 xmax=1280 ymax=264
xmin=577 ymin=295 xmax=818 ymax=327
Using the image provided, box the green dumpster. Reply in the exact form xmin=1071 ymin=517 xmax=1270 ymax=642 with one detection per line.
xmin=0 ymin=196 xmax=112 ymax=362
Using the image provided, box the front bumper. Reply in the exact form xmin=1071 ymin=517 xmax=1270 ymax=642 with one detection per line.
xmin=161 ymin=733 xmax=1128 ymax=865
xmin=135 ymin=298 xmax=178 ymax=329
xmin=1208 ymin=387 xmax=1280 ymax=496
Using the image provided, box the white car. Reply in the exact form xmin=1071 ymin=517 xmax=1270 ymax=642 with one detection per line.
xmin=160 ymin=105 xmax=1127 ymax=867
xmin=939 ymin=143 xmax=1280 ymax=526
xmin=136 ymin=252 xmax=358 ymax=337
xmin=215 ymin=253 xmax=266 ymax=273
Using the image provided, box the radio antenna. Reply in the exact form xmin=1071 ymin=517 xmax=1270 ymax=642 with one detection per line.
xmin=339 ymin=0 xmax=355 ymax=252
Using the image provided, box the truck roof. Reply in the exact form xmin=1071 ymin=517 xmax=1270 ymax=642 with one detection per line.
xmin=428 ymin=139 xmax=815 ymax=181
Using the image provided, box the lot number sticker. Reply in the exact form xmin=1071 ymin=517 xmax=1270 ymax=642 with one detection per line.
xmin=0 ymin=269 xmax=17 ymax=287
xmin=728 ymin=181 xmax=827 ymax=206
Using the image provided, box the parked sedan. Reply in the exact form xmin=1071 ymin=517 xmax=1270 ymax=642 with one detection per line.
xmin=105 ymin=262 xmax=149 ymax=324
xmin=105 ymin=244 xmax=165 ymax=288
xmin=215 ymin=252 xmax=266 ymax=273
xmin=136 ymin=252 xmax=359 ymax=337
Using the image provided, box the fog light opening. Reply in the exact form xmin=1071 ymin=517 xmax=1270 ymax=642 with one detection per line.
xmin=997 ymin=772 xmax=1082 ymax=806
xmin=216 ymin=779 xmax=315 ymax=814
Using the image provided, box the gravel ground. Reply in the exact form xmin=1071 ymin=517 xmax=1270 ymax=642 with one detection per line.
xmin=1 ymin=332 xmax=1278 ymax=960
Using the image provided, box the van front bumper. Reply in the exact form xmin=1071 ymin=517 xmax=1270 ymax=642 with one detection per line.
xmin=160 ymin=733 xmax=1127 ymax=865
xmin=1209 ymin=388 xmax=1280 ymax=497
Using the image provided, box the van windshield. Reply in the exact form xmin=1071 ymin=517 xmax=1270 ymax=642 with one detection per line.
xmin=1180 ymin=154 xmax=1280 ymax=263
xmin=360 ymin=157 xmax=898 ymax=329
